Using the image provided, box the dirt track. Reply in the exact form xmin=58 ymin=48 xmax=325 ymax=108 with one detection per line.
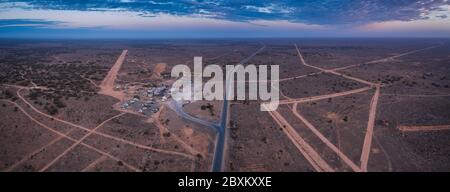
xmin=397 ymin=124 xmax=450 ymax=132
xmin=99 ymin=49 xmax=128 ymax=100
xmin=39 ymin=112 xmax=126 ymax=172
xmin=15 ymin=88 xmax=194 ymax=159
xmin=292 ymin=103 xmax=361 ymax=172
xmin=279 ymin=87 xmax=372 ymax=105
xmin=262 ymin=44 xmax=408 ymax=172
xmin=333 ymin=45 xmax=440 ymax=71
xmin=265 ymin=106 xmax=334 ymax=172
xmin=360 ymin=84 xmax=381 ymax=172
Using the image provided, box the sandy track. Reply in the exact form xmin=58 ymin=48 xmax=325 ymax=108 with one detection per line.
xmin=381 ymin=93 xmax=450 ymax=97
xmin=264 ymin=106 xmax=334 ymax=172
xmin=360 ymin=84 xmax=381 ymax=172
xmin=81 ymin=155 xmax=108 ymax=172
xmin=3 ymin=127 xmax=76 ymax=172
xmin=262 ymin=44 xmax=388 ymax=172
xmin=332 ymin=45 xmax=440 ymax=71
xmin=278 ymin=72 xmax=324 ymax=82
xmin=294 ymin=45 xmax=382 ymax=172
xmin=40 ymin=112 xmax=126 ymax=172
xmin=255 ymin=45 xmax=439 ymax=84
xmin=0 ymin=99 xmax=139 ymax=171
xmin=15 ymin=88 xmax=194 ymax=159
xmin=329 ymin=71 xmax=375 ymax=86
xmin=295 ymin=44 xmax=375 ymax=86
xmin=398 ymin=125 xmax=450 ymax=132
xmin=295 ymin=44 xmax=323 ymax=72
xmin=278 ymin=87 xmax=372 ymax=105
xmin=292 ymin=103 xmax=361 ymax=172
xmin=99 ymin=49 xmax=128 ymax=100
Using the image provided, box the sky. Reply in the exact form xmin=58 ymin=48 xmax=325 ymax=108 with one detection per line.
xmin=0 ymin=0 xmax=450 ymax=38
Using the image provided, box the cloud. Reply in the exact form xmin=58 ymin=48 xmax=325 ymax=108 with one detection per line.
xmin=1 ymin=1 xmax=450 ymax=38
xmin=0 ymin=19 xmax=62 ymax=28
xmin=1 ymin=0 xmax=448 ymax=25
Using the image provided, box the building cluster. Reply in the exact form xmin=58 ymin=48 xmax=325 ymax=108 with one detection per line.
xmin=121 ymin=84 xmax=171 ymax=116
